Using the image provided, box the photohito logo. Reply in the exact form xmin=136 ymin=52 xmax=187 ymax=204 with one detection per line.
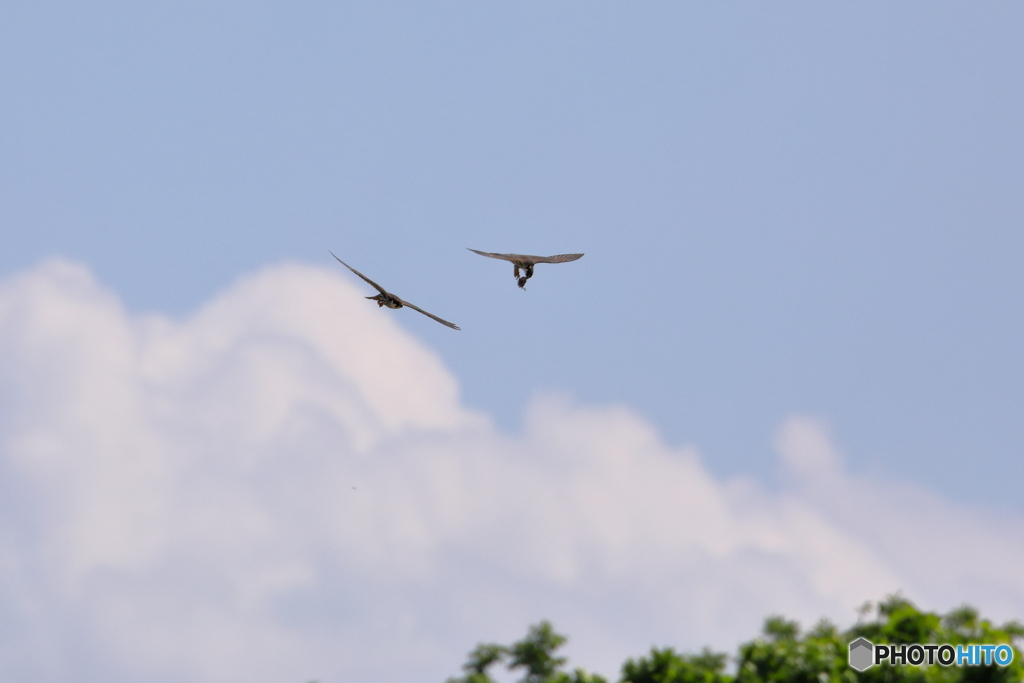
xmin=848 ymin=637 xmax=1015 ymax=672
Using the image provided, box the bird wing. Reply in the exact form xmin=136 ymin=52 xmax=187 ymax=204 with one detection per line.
xmin=531 ymin=253 xmax=584 ymax=264
xmin=330 ymin=251 xmax=387 ymax=295
xmin=467 ymin=248 xmax=583 ymax=265
xmin=467 ymin=248 xmax=523 ymax=263
xmin=397 ymin=298 xmax=461 ymax=330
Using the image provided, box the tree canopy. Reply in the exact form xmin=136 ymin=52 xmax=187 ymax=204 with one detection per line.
xmin=446 ymin=596 xmax=1023 ymax=683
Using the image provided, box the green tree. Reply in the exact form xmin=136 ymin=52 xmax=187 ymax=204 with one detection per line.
xmin=929 ymin=603 xmax=1023 ymax=683
xmin=445 ymin=642 xmax=507 ymax=683
xmin=448 ymin=621 xmax=606 ymax=683
xmin=851 ymin=594 xmax=941 ymax=646
xmin=556 ymin=668 xmax=610 ymax=683
xmin=849 ymin=595 xmax=1024 ymax=683
xmin=446 ymin=596 xmax=1022 ymax=683
xmin=620 ymin=646 xmax=731 ymax=683
xmin=735 ymin=616 xmax=855 ymax=683
xmin=508 ymin=621 xmax=569 ymax=683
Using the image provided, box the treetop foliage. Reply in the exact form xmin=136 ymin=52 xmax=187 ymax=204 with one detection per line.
xmin=446 ymin=596 xmax=1023 ymax=683
xmin=445 ymin=619 xmax=608 ymax=683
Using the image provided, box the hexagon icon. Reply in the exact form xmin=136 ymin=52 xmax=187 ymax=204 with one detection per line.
xmin=849 ymin=637 xmax=874 ymax=671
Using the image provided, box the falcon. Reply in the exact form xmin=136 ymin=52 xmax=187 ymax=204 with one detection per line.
xmin=330 ymin=252 xmax=460 ymax=330
xmin=467 ymin=249 xmax=584 ymax=288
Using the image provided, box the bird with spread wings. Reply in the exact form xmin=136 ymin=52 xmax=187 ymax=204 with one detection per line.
xmin=330 ymin=252 xmax=460 ymax=330
xmin=467 ymin=249 xmax=584 ymax=288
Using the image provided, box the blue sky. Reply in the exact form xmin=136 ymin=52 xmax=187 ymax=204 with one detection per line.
xmin=1 ymin=3 xmax=1022 ymax=681
xmin=3 ymin=2 xmax=1020 ymax=508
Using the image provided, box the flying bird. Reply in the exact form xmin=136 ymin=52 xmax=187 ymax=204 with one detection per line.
xmin=467 ymin=249 xmax=584 ymax=288
xmin=330 ymin=252 xmax=460 ymax=330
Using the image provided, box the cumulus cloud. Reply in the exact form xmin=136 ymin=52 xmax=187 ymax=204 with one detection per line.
xmin=0 ymin=259 xmax=1021 ymax=683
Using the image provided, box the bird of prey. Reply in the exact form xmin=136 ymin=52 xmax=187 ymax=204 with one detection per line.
xmin=467 ymin=249 xmax=584 ymax=288
xmin=330 ymin=252 xmax=460 ymax=330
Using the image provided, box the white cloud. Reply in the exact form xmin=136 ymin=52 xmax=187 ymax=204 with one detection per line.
xmin=0 ymin=259 xmax=1021 ymax=683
